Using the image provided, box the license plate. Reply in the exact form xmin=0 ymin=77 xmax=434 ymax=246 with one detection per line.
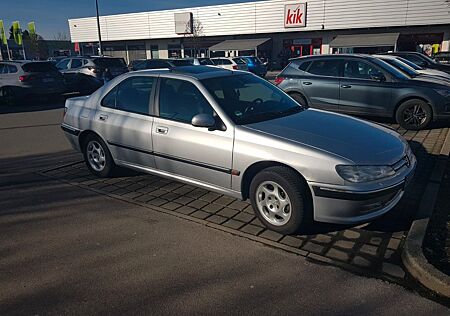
xmin=43 ymin=78 xmax=55 ymax=83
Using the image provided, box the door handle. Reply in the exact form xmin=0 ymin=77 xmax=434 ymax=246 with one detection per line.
xmin=341 ymin=85 xmax=352 ymax=89
xmin=156 ymin=126 xmax=168 ymax=134
xmin=302 ymin=81 xmax=312 ymax=85
xmin=98 ymin=114 xmax=108 ymax=121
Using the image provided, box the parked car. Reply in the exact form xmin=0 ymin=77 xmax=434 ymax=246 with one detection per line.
xmin=377 ymin=55 xmax=450 ymax=81
xmin=383 ymin=51 xmax=450 ymax=74
xmin=185 ymin=57 xmax=215 ymax=66
xmin=373 ymin=54 xmax=450 ymax=82
xmin=56 ymin=56 xmax=128 ymax=94
xmin=61 ymin=66 xmax=416 ymax=234
xmin=239 ymin=56 xmax=268 ymax=77
xmin=211 ymin=57 xmax=248 ymax=71
xmin=131 ymin=58 xmax=193 ymax=71
xmin=0 ymin=61 xmax=66 ymax=105
xmin=47 ymin=56 xmax=68 ymax=65
xmin=275 ymin=54 xmax=450 ymax=130
xmin=128 ymin=59 xmax=146 ymax=71
xmin=433 ymin=51 xmax=450 ymax=65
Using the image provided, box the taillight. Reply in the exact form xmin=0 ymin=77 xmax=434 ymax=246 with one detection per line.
xmin=232 ymin=65 xmax=238 ymax=70
xmin=88 ymin=66 xmax=98 ymax=73
xmin=19 ymin=75 xmax=32 ymax=82
xmin=274 ymin=77 xmax=285 ymax=85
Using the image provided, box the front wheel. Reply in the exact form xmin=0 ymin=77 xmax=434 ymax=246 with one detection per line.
xmin=289 ymin=92 xmax=308 ymax=108
xmin=395 ymin=99 xmax=432 ymax=130
xmin=249 ymin=166 xmax=311 ymax=234
xmin=82 ymin=134 xmax=115 ymax=177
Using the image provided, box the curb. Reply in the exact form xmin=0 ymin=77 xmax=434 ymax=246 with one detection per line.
xmin=402 ymin=128 xmax=450 ymax=298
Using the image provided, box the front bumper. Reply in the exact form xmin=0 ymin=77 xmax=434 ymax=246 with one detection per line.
xmin=309 ymin=155 xmax=417 ymax=225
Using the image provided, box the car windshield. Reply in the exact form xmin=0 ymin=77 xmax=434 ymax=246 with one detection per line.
xmin=202 ymin=74 xmax=303 ymax=125
xmin=381 ymin=58 xmax=418 ymax=77
xmin=418 ymin=53 xmax=437 ymax=64
xmin=395 ymin=57 xmax=423 ymax=70
xmin=22 ymin=62 xmax=58 ymax=73
xmin=371 ymin=58 xmax=410 ymax=80
xmin=93 ymin=58 xmax=126 ymax=68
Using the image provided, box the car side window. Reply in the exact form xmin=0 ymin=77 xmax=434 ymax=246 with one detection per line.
xmin=0 ymin=64 xmax=6 ymax=74
xmin=56 ymin=59 xmax=70 ymax=70
xmin=213 ymin=59 xmax=222 ymax=65
xmin=7 ymin=65 xmax=18 ymax=73
xmin=307 ymin=60 xmax=340 ymax=77
xmin=222 ymin=59 xmax=232 ymax=65
xmin=298 ymin=61 xmax=312 ymax=71
xmin=70 ymin=59 xmax=82 ymax=69
xmin=343 ymin=60 xmax=383 ymax=80
xmin=159 ymin=78 xmax=214 ymax=124
xmin=402 ymin=54 xmax=428 ymax=67
xmin=101 ymin=76 xmax=154 ymax=115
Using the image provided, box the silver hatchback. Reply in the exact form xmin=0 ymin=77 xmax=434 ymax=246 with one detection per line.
xmin=61 ymin=66 xmax=416 ymax=234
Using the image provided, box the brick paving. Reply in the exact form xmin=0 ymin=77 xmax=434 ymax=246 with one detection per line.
xmin=41 ymin=124 xmax=449 ymax=283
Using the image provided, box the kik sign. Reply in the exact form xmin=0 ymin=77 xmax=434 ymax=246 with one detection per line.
xmin=284 ymin=3 xmax=307 ymax=28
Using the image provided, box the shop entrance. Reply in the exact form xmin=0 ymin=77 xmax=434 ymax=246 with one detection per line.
xmin=288 ymin=38 xmax=322 ymax=58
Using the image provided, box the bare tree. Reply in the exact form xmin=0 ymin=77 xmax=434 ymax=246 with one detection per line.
xmin=53 ymin=32 xmax=69 ymax=41
xmin=183 ymin=18 xmax=204 ymax=58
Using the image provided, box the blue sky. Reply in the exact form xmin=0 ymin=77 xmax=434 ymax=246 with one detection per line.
xmin=0 ymin=0 xmax=264 ymax=40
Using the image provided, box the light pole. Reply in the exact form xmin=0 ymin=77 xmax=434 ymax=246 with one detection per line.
xmin=95 ymin=0 xmax=103 ymax=55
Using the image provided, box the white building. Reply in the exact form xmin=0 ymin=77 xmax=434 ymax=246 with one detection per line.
xmin=68 ymin=0 xmax=450 ymax=66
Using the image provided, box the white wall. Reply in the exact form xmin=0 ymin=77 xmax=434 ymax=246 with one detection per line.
xmin=68 ymin=0 xmax=450 ymax=43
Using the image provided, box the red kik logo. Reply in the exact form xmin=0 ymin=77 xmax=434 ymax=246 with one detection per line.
xmin=286 ymin=9 xmax=303 ymax=25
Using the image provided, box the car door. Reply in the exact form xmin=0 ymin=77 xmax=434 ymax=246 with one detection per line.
xmin=338 ymin=58 xmax=393 ymax=116
xmin=94 ymin=76 xmax=156 ymax=168
xmin=152 ymin=76 xmax=234 ymax=189
xmin=300 ymin=58 xmax=341 ymax=111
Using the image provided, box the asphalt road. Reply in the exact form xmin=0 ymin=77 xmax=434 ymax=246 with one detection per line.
xmin=0 ymin=101 xmax=448 ymax=315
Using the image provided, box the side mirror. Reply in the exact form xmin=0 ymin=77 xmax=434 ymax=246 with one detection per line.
xmin=371 ymin=73 xmax=386 ymax=82
xmin=191 ymin=114 xmax=216 ymax=128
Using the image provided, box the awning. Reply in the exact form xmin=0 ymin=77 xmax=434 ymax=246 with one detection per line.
xmin=209 ymin=38 xmax=270 ymax=51
xmin=329 ymin=33 xmax=400 ymax=48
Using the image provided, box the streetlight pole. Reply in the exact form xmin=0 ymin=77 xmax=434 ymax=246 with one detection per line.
xmin=95 ymin=0 xmax=103 ymax=55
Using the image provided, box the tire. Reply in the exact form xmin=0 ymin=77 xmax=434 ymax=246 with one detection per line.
xmin=395 ymin=99 xmax=432 ymax=130
xmin=289 ymin=92 xmax=308 ymax=108
xmin=249 ymin=166 xmax=311 ymax=234
xmin=0 ymin=86 xmax=16 ymax=106
xmin=82 ymin=134 xmax=115 ymax=177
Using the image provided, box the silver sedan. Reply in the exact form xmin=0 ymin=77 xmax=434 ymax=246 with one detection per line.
xmin=61 ymin=66 xmax=416 ymax=234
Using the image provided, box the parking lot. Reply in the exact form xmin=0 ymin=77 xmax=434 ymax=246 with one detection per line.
xmin=38 ymin=95 xmax=448 ymax=284
xmin=2 ymin=92 xmax=450 ymax=314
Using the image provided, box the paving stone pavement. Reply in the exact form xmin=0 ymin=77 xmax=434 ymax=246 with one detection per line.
xmin=41 ymin=124 xmax=449 ymax=284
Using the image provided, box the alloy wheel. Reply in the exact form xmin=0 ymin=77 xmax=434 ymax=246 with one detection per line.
xmin=402 ymin=104 xmax=427 ymax=128
xmin=255 ymin=181 xmax=292 ymax=226
xmin=86 ymin=140 xmax=106 ymax=172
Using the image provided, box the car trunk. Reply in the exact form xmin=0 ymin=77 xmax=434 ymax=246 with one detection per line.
xmin=21 ymin=62 xmax=64 ymax=88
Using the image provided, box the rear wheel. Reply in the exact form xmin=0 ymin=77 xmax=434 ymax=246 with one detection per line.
xmin=289 ymin=92 xmax=308 ymax=108
xmin=82 ymin=134 xmax=115 ymax=177
xmin=249 ymin=166 xmax=311 ymax=234
xmin=395 ymin=99 xmax=432 ymax=130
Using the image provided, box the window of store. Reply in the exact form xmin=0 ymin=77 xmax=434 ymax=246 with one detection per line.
xmin=150 ymin=45 xmax=159 ymax=59
xmin=168 ymin=44 xmax=182 ymax=58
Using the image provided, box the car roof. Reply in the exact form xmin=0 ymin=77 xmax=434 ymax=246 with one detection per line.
xmin=289 ymin=54 xmax=375 ymax=62
xmin=134 ymin=65 xmax=243 ymax=80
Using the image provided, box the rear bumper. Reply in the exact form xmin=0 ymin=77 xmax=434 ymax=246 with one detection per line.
xmin=61 ymin=123 xmax=81 ymax=151
xmin=309 ymin=156 xmax=416 ymax=224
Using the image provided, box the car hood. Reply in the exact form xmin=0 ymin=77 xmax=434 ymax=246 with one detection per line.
xmin=410 ymin=75 xmax=450 ymax=88
xmin=244 ymin=109 xmax=406 ymax=165
xmin=418 ymin=69 xmax=450 ymax=80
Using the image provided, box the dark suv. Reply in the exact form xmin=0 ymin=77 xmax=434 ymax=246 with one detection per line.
xmin=383 ymin=52 xmax=450 ymax=74
xmin=275 ymin=54 xmax=450 ymax=130
xmin=56 ymin=56 xmax=128 ymax=94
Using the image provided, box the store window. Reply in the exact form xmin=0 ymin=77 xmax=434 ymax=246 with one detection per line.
xmin=150 ymin=45 xmax=159 ymax=59
xmin=168 ymin=44 xmax=182 ymax=58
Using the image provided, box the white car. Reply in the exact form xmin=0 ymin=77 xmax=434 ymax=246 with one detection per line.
xmin=211 ymin=57 xmax=248 ymax=71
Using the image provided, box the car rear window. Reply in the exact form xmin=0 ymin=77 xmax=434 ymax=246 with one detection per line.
xmin=298 ymin=61 xmax=312 ymax=71
xmin=232 ymin=58 xmax=246 ymax=65
xmin=198 ymin=58 xmax=214 ymax=65
xmin=93 ymin=58 xmax=126 ymax=68
xmin=22 ymin=62 xmax=58 ymax=73
xmin=169 ymin=59 xmax=193 ymax=66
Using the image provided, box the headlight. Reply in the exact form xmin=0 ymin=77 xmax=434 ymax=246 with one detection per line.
xmin=336 ymin=165 xmax=395 ymax=183
xmin=434 ymin=89 xmax=450 ymax=97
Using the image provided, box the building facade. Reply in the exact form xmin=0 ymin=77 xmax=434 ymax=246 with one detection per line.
xmin=68 ymin=0 xmax=450 ymax=66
